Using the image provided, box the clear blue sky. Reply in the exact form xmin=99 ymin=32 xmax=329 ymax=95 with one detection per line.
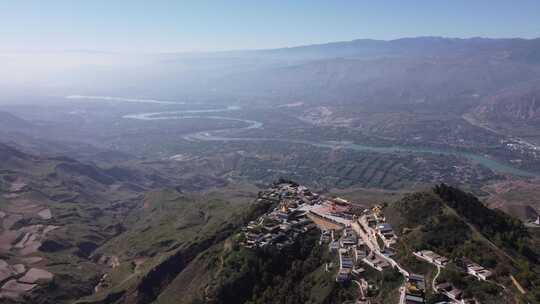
xmin=1 ymin=0 xmax=539 ymax=53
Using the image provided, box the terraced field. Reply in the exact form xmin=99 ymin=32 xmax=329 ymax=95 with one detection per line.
xmin=181 ymin=141 xmax=500 ymax=191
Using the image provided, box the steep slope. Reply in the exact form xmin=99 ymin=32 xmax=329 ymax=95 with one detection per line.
xmin=74 ymin=185 xmax=261 ymax=304
xmin=76 ymin=182 xmax=361 ymax=304
xmin=471 ymin=79 xmax=540 ymax=140
xmin=385 ymin=184 xmax=539 ymax=303
xmin=0 ymin=143 xmax=247 ymax=304
xmin=155 ymin=229 xmax=352 ymax=304
xmin=0 ymin=144 xmax=149 ymax=304
xmin=132 ymin=183 xmax=540 ymax=304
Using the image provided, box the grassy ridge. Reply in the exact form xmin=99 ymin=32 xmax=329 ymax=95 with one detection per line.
xmin=385 ymin=184 xmax=540 ymax=303
xmin=156 ymin=229 xmax=357 ymax=304
xmin=76 ymin=185 xmax=261 ymax=304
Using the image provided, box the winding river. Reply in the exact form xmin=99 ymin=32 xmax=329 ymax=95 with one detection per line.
xmin=123 ymin=106 xmax=537 ymax=178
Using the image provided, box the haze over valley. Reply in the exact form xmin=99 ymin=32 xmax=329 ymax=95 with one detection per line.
xmin=1 ymin=2 xmax=540 ymax=303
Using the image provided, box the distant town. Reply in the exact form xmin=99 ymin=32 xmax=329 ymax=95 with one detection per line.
xmin=239 ymin=181 xmax=503 ymax=304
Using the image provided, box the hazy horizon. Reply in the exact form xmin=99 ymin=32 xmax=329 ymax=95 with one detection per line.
xmin=1 ymin=3 xmax=540 ymax=303
xmin=2 ymin=1 xmax=540 ymax=53
xmin=2 ymin=35 xmax=540 ymax=56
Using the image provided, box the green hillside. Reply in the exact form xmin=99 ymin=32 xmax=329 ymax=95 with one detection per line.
xmin=156 ymin=229 xmax=357 ymax=304
xmin=385 ymin=184 xmax=540 ymax=303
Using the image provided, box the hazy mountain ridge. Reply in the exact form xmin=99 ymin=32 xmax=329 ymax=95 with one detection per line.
xmin=3 ymin=37 xmax=540 ymax=105
xmin=474 ymin=79 xmax=540 ymax=124
xmin=180 ymin=37 xmax=540 ymax=62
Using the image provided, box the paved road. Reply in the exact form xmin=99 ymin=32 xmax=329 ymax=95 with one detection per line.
xmin=353 ymin=279 xmax=371 ymax=304
xmin=432 ymin=266 xmax=441 ymax=292
xmin=353 ymin=280 xmax=364 ymax=298
xmin=353 ymin=219 xmax=409 ymax=277
xmin=398 ymin=287 xmax=406 ymax=304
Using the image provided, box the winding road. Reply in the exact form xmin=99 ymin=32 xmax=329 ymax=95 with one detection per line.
xmin=432 ymin=266 xmax=441 ymax=292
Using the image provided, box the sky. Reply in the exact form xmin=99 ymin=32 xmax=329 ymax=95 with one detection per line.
xmin=0 ymin=0 xmax=539 ymax=53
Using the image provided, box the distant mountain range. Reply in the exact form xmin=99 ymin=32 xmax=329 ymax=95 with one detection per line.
xmin=4 ymin=37 xmax=540 ymax=131
xmin=161 ymin=37 xmax=540 ymax=62
xmin=201 ymin=37 xmax=540 ymax=134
